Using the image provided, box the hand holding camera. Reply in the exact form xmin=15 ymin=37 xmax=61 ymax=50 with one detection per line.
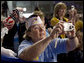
xmin=10 ymin=9 xmax=25 ymax=23
xmin=10 ymin=9 xmax=20 ymax=22
xmin=50 ymin=21 xmax=75 ymax=48
xmin=63 ymin=22 xmax=75 ymax=31
xmin=50 ymin=22 xmax=75 ymax=39
xmin=50 ymin=22 xmax=64 ymax=39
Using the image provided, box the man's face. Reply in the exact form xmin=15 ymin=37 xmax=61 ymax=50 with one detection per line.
xmin=28 ymin=24 xmax=46 ymax=42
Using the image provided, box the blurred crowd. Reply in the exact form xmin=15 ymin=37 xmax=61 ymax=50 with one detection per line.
xmin=1 ymin=1 xmax=83 ymax=63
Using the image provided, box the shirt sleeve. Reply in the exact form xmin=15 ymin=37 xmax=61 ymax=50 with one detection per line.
xmin=50 ymin=38 xmax=68 ymax=54
xmin=18 ymin=40 xmax=32 ymax=56
xmin=18 ymin=40 xmax=39 ymax=61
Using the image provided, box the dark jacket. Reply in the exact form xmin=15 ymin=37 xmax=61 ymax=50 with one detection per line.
xmin=3 ymin=22 xmax=26 ymax=51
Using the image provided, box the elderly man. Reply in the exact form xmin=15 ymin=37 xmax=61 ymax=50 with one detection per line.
xmin=18 ymin=14 xmax=79 ymax=62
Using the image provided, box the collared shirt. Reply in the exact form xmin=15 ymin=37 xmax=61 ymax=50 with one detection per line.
xmin=18 ymin=38 xmax=68 ymax=62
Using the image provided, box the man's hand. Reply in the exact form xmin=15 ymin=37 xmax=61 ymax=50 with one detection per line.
xmin=65 ymin=28 xmax=76 ymax=39
xmin=50 ymin=22 xmax=64 ymax=39
xmin=65 ymin=28 xmax=79 ymax=52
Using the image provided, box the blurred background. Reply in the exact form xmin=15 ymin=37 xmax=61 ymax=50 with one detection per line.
xmin=1 ymin=1 xmax=83 ymax=19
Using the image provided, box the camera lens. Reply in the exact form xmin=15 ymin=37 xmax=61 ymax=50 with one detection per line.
xmin=69 ymin=25 xmax=74 ymax=29
xmin=72 ymin=26 xmax=74 ymax=28
xmin=69 ymin=26 xmax=72 ymax=29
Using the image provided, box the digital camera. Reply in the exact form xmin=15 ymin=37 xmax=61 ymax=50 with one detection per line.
xmin=10 ymin=9 xmax=19 ymax=21
xmin=63 ymin=22 xmax=74 ymax=31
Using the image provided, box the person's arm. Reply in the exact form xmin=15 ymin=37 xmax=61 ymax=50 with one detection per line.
xmin=18 ymin=36 xmax=53 ymax=61
xmin=50 ymin=22 xmax=79 ymax=54
xmin=18 ymin=22 xmax=60 ymax=61
xmin=66 ymin=29 xmax=79 ymax=52
xmin=66 ymin=36 xmax=79 ymax=52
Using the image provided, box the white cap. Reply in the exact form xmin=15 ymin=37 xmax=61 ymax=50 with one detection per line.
xmin=26 ymin=16 xmax=43 ymax=29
